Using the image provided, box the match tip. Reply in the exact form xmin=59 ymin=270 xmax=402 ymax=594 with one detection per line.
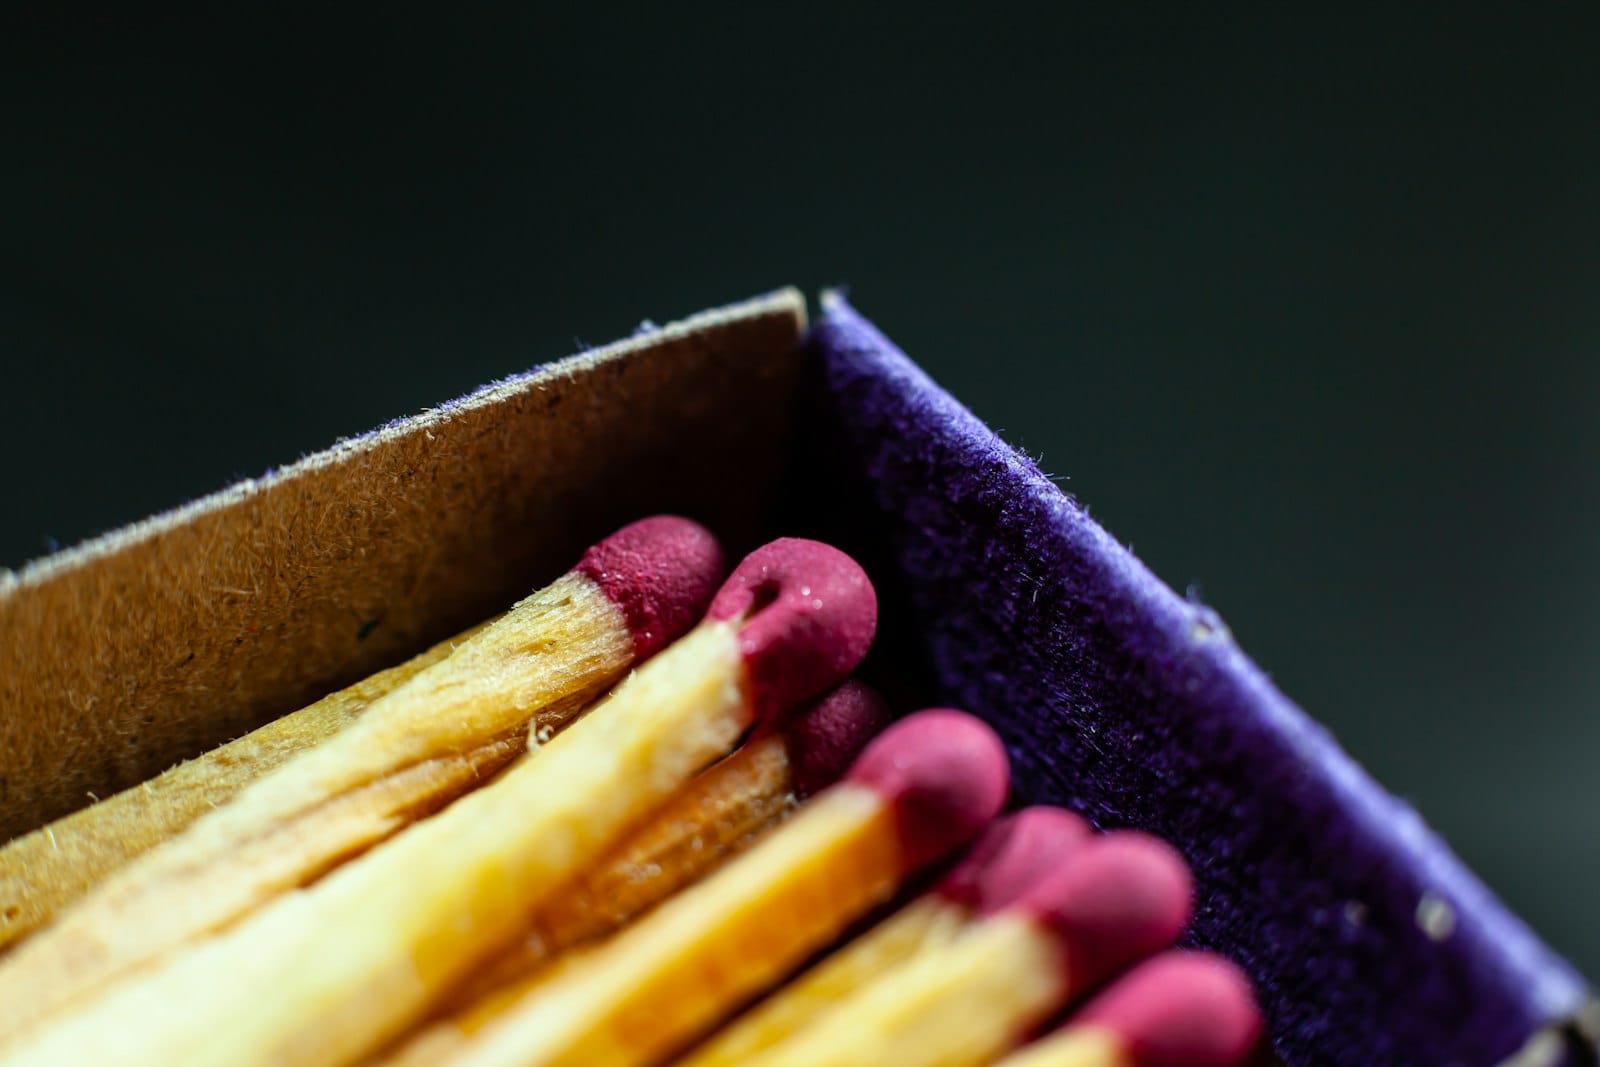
xmin=708 ymin=538 xmax=878 ymax=719
xmin=782 ymin=680 xmax=894 ymax=797
xmin=845 ymin=709 xmax=1010 ymax=870
xmin=1074 ymin=952 xmax=1263 ymax=1067
xmin=1023 ymin=832 xmax=1193 ymax=987
xmin=937 ymin=806 xmax=1093 ymax=915
xmin=575 ymin=516 xmax=726 ymax=659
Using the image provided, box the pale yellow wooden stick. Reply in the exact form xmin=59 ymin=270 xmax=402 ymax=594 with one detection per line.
xmin=681 ymin=807 xmax=1090 ymax=1067
xmin=388 ymin=680 xmax=890 ymax=1064
xmin=367 ymin=738 xmax=808 ymax=1067
xmin=0 ymin=517 xmax=725 ymax=1038
xmin=0 ymin=619 xmax=486 ymax=954
xmin=713 ymin=833 xmax=1192 ymax=1067
xmin=0 ymin=538 xmax=875 ymax=1067
xmin=434 ymin=710 xmax=1008 ymax=1067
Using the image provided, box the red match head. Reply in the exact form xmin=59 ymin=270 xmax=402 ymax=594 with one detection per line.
xmin=574 ymin=516 xmax=726 ymax=659
xmin=845 ymin=709 xmax=1010 ymax=871
xmin=781 ymin=680 xmax=894 ymax=798
xmin=1072 ymin=951 xmax=1263 ymax=1067
xmin=1020 ymin=831 xmax=1193 ymax=990
xmin=708 ymin=538 xmax=878 ymax=720
xmin=937 ymin=806 xmax=1093 ymax=915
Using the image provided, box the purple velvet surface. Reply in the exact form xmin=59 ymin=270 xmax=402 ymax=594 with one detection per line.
xmin=807 ymin=294 xmax=1593 ymax=1067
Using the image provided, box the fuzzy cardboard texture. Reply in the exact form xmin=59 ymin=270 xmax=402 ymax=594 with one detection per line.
xmin=0 ymin=291 xmax=807 ymax=839
xmin=804 ymin=294 xmax=1595 ymax=1067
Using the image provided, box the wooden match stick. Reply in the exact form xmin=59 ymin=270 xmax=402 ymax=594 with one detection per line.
xmin=517 ymin=678 xmax=894 ymax=969
xmin=423 ymin=709 xmax=1010 ymax=1067
xmin=0 ymin=515 xmax=725 ymax=1035
xmin=719 ymin=831 xmax=1194 ymax=1067
xmin=681 ymin=805 xmax=1093 ymax=1067
xmin=378 ymin=680 xmax=893 ymax=1065
xmin=0 ymin=618 xmax=490 ymax=953
xmin=0 ymin=537 xmax=877 ymax=1067
xmin=990 ymin=951 xmax=1263 ymax=1067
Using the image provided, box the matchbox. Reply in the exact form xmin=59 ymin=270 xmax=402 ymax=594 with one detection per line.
xmin=0 ymin=288 xmax=1591 ymax=1066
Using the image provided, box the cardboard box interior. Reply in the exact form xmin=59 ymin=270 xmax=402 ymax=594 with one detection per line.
xmin=0 ymin=289 xmax=810 ymax=839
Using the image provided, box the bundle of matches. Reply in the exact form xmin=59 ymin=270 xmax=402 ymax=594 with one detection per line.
xmin=0 ymin=515 xmax=730 ymax=1020
xmin=0 ymin=516 xmax=1265 ymax=1067
xmin=671 ymin=802 xmax=1260 ymax=1067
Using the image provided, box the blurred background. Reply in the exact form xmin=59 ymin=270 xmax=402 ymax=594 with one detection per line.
xmin=3 ymin=9 xmax=1596 ymax=973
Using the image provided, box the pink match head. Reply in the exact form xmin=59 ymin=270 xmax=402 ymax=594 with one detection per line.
xmin=574 ymin=516 xmax=726 ymax=660
xmin=1072 ymin=951 xmax=1263 ymax=1067
xmin=781 ymin=680 xmax=894 ymax=798
xmin=936 ymin=807 xmax=1093 ymax=915
xmin=708 ymin=539 xmax=878 ymax=720
xmin=1020 ymin=831 xmax=1193 ymax=991
xmin=844 ymin=709 xmax=1010 ymax=871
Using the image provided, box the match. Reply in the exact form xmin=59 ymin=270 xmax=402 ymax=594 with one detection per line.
xmin=989 ymin=951 xmax=1263 ymax=1067
xmin=681 ymin=805 xmax=1093 ymax=1067
xmin=0 ymin=515 xmax=726 ymax=1035
xmin=717 ymin=830 xmax=1193 ymax=1067
xmin=0 ymin=616 xmax=491 ymax=952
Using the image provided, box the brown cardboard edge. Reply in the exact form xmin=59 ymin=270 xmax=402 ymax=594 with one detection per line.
xmin=0 ymin=288 xmax=808 ymax=838
xmin=0 ymin=288 xmax=805 ymax=594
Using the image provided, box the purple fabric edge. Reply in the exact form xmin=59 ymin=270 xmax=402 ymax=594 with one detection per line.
xmin=808 ymin=294 xmax=1592 ymax=1067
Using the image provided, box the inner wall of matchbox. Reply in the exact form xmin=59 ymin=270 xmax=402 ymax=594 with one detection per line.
xmin=0 ymin=297 xmax=809 ymax=840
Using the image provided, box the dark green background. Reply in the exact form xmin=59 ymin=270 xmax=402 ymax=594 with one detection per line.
xmin=4 ymin=10 xmax=1596 ymax=974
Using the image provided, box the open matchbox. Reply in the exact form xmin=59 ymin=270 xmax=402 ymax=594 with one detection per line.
xmin=1 ymin=288 xmax=1593 ymax=1067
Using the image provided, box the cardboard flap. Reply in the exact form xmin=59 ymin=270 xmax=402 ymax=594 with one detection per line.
xmin=0 ymin=290 xmax=807 ymax=839
xmin=804 ymin=293 xmax=1595 ymax=1067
